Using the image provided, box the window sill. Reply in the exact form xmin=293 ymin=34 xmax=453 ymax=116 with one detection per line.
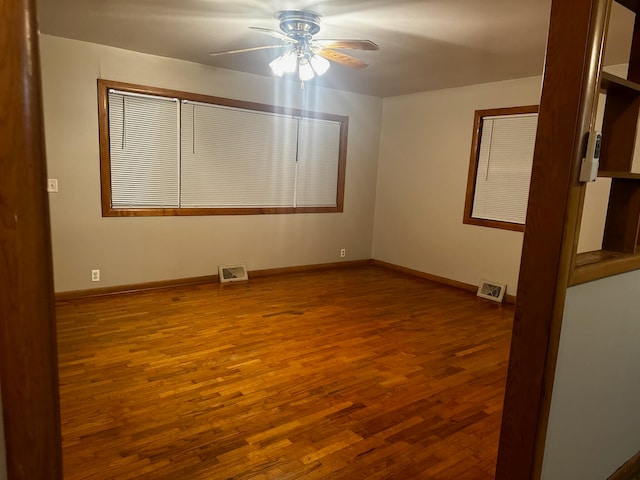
xmin=462 ymin=216 xmax=525 ymax=232
xmin=102 ymin=205 xmax=343 ymax=217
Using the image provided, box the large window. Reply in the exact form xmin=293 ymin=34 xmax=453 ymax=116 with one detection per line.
xmin=463 ymin=105 xmax=539 ymax=232
xmin=97 ymin=80 xmax=348 ymax=216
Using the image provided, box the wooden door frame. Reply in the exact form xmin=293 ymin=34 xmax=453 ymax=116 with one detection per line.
xmin=495 ymin=0 xmax=610 ymax=478
xmin=0 ymin=0 xmax=63 ymax=478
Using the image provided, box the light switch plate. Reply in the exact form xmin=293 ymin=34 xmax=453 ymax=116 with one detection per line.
xmin=47 ymin=179 xmax=58 ymax=193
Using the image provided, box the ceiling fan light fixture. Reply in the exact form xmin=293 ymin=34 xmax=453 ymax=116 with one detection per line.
xmin=298 ymin=58 xmax=315 ymax=82
xmin=213 ymin=10 xmax=377 ymax=84
xmin=268 ymin=55 xmax=286 ymax=76
xmin=309 ymin=54 xmax=330 ymax=76
xmin=269 ymin=50 xmax=297 ymax=76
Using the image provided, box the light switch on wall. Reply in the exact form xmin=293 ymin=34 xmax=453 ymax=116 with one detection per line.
xmin=47 ymin=179 xmax=58 ymax=193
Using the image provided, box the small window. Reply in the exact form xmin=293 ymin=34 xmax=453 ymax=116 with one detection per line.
xmin=97 ymin=79 xmax=348 ymax=216
xmin=463 ymin=105 xmax=539 ymax=231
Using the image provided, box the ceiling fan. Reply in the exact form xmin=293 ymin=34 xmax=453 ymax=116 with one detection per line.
xmin=209 ymin=10 xmax=379 ymax=83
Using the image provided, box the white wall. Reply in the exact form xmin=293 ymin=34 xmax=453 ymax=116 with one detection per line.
xmin=372 ymin=77 xmax=543 ymax=294
xmin=40 ymin=33 xmax=624 ymax=295
xmin=541 ymin=270 xmax=640 ymax=479
xmin=372 ymin=74 xmax=620 ymax=294
xmin=40 ymin=35 xmax=383 ymax=292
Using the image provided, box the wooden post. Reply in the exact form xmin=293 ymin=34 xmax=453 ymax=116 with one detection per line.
xmin=0 ymin=0 xmax=63 ymax=478
xmin=495 ymin=0 xmax=611 ymax=478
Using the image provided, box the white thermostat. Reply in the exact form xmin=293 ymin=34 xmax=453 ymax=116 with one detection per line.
xmin=579 ymin=130 xmax=602 ymax=182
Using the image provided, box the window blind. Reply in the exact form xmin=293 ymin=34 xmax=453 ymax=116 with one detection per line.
xmin=296 ymin=118 xmax=341 ymax=207
xmin=180 ymin=102 xmax=299 ymax=208
xmin=471 ymin=113 xmax=538 ymax=224
xmin=108 ymin=91 xmax=179 ymax=208
xmin=101 ymin=81 xmax=347 ymax=215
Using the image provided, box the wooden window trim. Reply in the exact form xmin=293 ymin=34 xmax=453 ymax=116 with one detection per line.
xmin=97 ymin=79 xmax=348 ymax=217
xmin=463 ymin=105 xmax=539 ymax=232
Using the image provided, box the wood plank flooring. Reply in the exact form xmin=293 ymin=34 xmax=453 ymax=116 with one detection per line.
xmin=55 ymin=265 xmax=514 ymax=479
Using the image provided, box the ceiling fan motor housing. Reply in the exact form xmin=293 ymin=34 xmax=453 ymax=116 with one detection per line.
xmin=277 ymin=10 xmax=321 ymax=38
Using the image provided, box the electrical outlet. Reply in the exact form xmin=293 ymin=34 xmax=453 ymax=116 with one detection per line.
xmin=47 ymin=179 xmax=58 ymax=193
xmin=340 ymin=248 xmax=346 ymax=258
xmin=91 ymin=269 xmax=100 ymax=282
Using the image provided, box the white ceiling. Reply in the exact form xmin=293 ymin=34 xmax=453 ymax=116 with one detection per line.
xmin=37 ymin=0 xmax=635 ymax=97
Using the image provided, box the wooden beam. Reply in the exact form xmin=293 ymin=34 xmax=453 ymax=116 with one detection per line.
xmin=495 ymin=0 xmax=611 ymax=478
xmin=0 ymin=0 xmax=63 ymax=478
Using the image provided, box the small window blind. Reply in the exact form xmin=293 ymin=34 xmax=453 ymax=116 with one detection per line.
xmin=471 ymin=113 xmax=538 ymax=224
xmin=108 ymin=91 xmax=179 ymax=208
xmin=180 ymin=102 xmax=299 ymax=208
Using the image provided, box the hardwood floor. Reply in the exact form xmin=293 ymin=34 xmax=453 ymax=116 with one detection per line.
xmin=55 ymin=265 xmax=513 ymax=479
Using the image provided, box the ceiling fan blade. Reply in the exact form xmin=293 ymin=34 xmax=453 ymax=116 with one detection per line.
xmin=314 ymin=39 xmax=379 ymax=51
xmin=209 ymin=44 xmax=288 ymax=56
xmin=249 ymin=26 xmax=296 ymax=43
xmin=317 ymin=48 xmax=369 ymax=70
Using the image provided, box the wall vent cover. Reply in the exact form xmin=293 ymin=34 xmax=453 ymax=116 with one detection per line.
xmin=219 ymin=264 xmax=248 ymax=283
xmin=477 ymin=279 xmax=506 ymax=303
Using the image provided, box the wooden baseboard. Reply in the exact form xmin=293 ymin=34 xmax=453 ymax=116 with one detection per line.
xmin=609 ymin=449 xmax=640 ymax=480
xmin=54 ymin=275 xmax=218 ymax=302
xmin=250 ymin=260 xmax=371 ymax=278
xmin=54 ymin=260 xmax=371 ymax=302
xmin=371 ymin=259 xmax=516 ymax=304
xmin=55 ymin=259 xmax=515 ymax=305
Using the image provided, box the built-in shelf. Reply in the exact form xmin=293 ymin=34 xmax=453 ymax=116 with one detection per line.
xmin=571 ymin=250 xmax=640 ymax=285
xmin=622 ymin=0 xmax=640 ymax=11
xmin=616 ymin=0 xmax=640 ymax=14
xmin=570 ymin=0 xmax=640 ymax=284
xmin=599 ymin=74 xmax=640 ymax=172
xmin=600 ymin=71 xmax=640 ymax=94
xmin=598 ymin=170 xmax=640 ymax=179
